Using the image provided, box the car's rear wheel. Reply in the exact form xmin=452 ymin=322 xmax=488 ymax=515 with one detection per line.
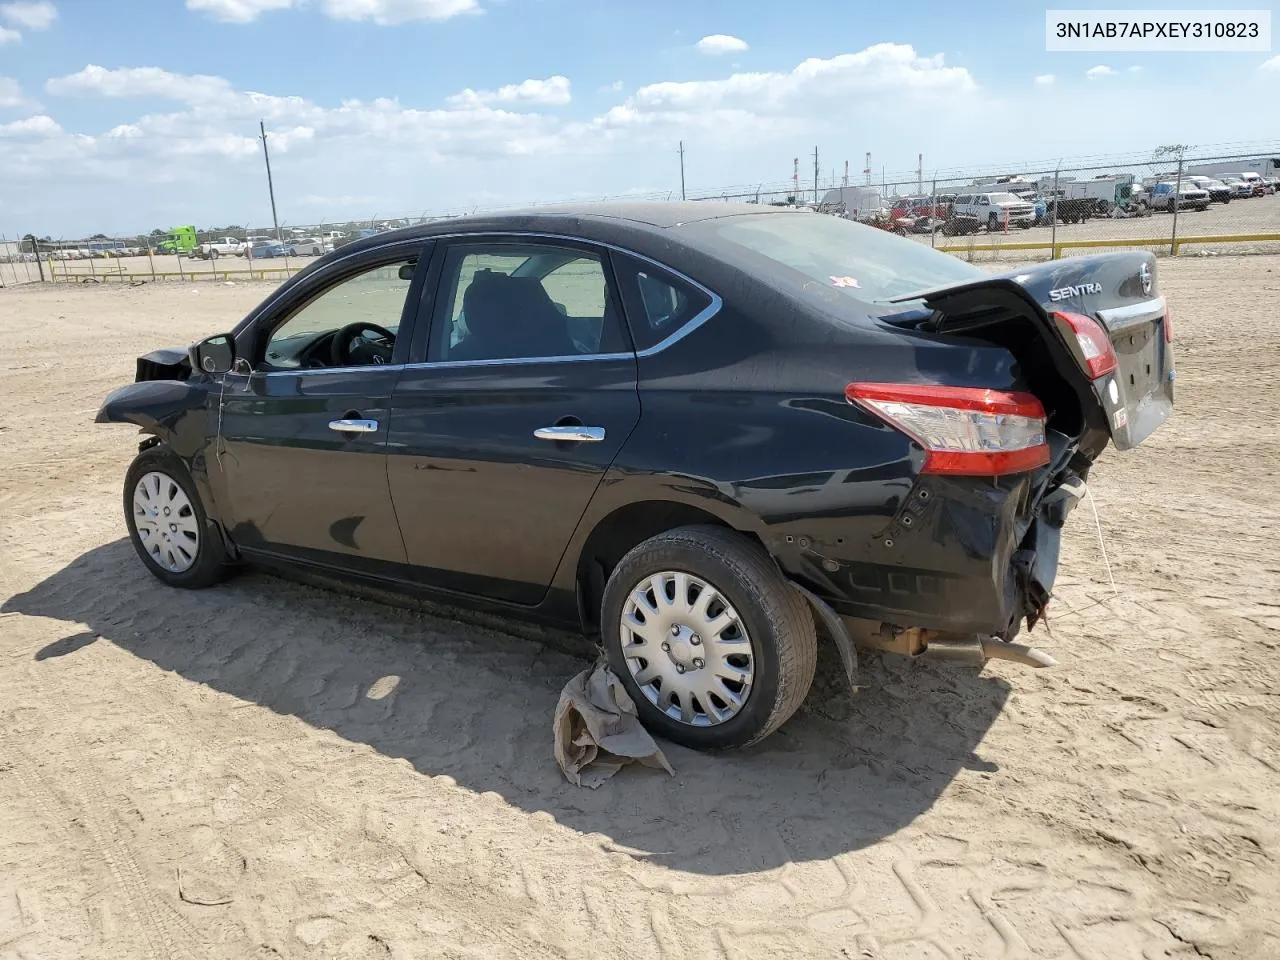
xmin=124 ymin=447 xmax=229 ymax=589
xmin=601 ymin=525 xmax=817 ymax=749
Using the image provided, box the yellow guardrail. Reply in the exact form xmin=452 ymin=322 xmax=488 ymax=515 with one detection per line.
xmin=935 ymin=232 xmax=1280 ymax=257
xmin=46 ymin=261 xmax=301 ymax=283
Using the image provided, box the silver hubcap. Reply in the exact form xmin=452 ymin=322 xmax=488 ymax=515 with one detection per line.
xmin=620 ymin=571 xmax=754 ymax=727
xmin=132 ymin=471 xmax=200 ymax=573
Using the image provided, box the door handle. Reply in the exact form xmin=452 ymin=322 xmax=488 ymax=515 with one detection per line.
xmin=328 ymin=418 xmax=379 ymax=434
xmin=534 ymin=425 xmax=606 ymax=443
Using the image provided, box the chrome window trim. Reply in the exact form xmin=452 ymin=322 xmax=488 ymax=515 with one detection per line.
xmin=243 ymin=230 xmax=723 ymax=375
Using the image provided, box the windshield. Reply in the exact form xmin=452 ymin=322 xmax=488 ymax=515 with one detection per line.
xmin=692 ymin=212 xmax=982 ymax=303
xmin=990 ymin=193 xmax=1023 ymax=204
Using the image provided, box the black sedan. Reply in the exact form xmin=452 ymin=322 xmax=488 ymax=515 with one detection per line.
xmin=98 ymin=203 xmax=1174 ymax=749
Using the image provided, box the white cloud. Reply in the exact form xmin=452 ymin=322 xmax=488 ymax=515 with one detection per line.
xmin=594 ymin=43 xmax=975 ymax=143
xmin=696 ymin=34 xmax=749 ymax=56
xmin=0 ymin=24 xmax=18 ymax=42
xmin=603 ymin=80 xmax=624 ymax=93
xmin=0 ymin=1 xmax=55 ymax=29
xmin=448 ymin=75 xmax=571 ymax=107
xmin=0 ymin=114 xmax=61 ymax=136
xmin=25 ymin=41 xmax=1264 ymax=236
xmin=0 ymin=76 xmax=24 ymax=107
xmin=1086 ymin=65 xmax=1114 ymax=79
xmin=46 ymin=65 xmax=234 ymax=103
xmin=319 ymin=0 xmax=480 ymax=24
xmin=1127 ymin=65 xmax=1142 ymax=73
xmin=185 ymin=0 xmax=298 ymax=23
xmin=1260 ymin=55 xmax=1280 ymax=72
xmin=1034 ymin=73 xmax=1055 ymax=86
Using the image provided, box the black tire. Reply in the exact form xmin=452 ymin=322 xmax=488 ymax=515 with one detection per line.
xmin=124 ymin=446 xmax=230 ymax=589
xmin=600 ymin=525 xmax=817 ymax=750
xmin=209 ymin=248 xmax=219 ymax=260
xmin=988 ymin=213 xmax=999 ymax=232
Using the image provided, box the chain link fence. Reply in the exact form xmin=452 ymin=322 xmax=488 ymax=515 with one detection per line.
xmin=8 ymin=148 xmax=1279 ymax=286
xmin=691 ymin=150 xmax=1280 ymax=261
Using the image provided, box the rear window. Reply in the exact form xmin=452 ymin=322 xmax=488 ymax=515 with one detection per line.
xmin=691 ymin=212 xmax=982 ymax=303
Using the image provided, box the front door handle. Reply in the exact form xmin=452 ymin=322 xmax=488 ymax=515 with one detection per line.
xmin=534 ymin=425 xmax=606 ymax=443
xmin=329 ymin=418 xmax=379 ymax=434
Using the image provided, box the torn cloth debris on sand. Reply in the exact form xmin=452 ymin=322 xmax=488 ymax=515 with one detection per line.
xmin=554 ymin=659 xmax=675 ymax=788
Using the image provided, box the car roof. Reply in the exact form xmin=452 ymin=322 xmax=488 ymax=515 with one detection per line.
xmin=323 ymin=201 xmax=798 ymax=259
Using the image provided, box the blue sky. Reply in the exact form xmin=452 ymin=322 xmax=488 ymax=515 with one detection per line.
xmin=1 ymin=0 xmax=1277 ymax=236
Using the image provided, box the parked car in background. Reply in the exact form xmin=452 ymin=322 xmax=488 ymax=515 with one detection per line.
xmin=951 ymin=192 xmax=1036 ymax=230
xmin=288 ymin=237 xmax=328 ymax=256
xmin=96 ymin=202 xmax=1173 ymax=749
xmin=1149 ymin=182 xmax=1210 ymax=212
xmin=246 ymin=240 xmax=289 ymax=259
xmin=1230 ymin=172 xmax=1267 ymax=196
xmin=1222 ymin=178 xmax=1255 ymax=199
xmin=1184 ymin=176 xmax=1233 ymax=203
xmin=1262 ymin=177 xmax=1279 ymax=194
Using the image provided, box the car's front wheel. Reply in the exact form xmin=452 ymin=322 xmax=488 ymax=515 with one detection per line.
xmin=601 ymin=526 xmax=817 ymax=749
xmin=124 ymin=446 xmax=229 ymax=588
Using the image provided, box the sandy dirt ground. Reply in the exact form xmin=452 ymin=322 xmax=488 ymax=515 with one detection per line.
xmin=1 ymin=258 xmax=1278 ymax=959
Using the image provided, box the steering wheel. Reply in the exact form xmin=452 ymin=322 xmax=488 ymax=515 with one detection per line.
xmin=331 ymin=322 xmax=396 ymax=367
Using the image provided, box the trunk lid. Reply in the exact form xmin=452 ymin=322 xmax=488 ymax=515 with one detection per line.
xmin=893 ymin=251 xmax=1174 ymax=454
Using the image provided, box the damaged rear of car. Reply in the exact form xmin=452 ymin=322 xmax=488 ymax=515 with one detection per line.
xmin=680 ymin=213 xmax=1173 ymax=673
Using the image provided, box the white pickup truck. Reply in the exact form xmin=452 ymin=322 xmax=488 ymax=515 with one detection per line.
xmin=189 ymin=237 xmax=246 ymax=260
xmin=951 ymin=192 xmax=1036 ymax=231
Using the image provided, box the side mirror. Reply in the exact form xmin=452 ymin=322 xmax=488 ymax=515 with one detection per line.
xmin=190 ymin=334 xmax=235 ymax=375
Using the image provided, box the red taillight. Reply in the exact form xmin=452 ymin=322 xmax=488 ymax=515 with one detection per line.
xmin=1163 ymin=303 xmax=1173 ymax=342
xmin=1053 ymin=310 xmax=1118 ymax=379
xmin=846 ymin=383 xmax=1050 ymax=477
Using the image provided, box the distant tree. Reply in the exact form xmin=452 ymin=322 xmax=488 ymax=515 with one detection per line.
xmin=150 ymin=228 xmax=166 ymax=237
xmin=89 ymin=233 xmax=109 ymax=240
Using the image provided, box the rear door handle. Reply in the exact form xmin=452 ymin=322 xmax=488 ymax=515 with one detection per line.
xmin=533 ymin=425 xmax=606 ymax=442
xmin=329 ymin=418 xmax=379 ymax=434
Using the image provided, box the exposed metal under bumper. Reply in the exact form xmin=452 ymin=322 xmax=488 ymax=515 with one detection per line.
xmin=925 ymin=635 xmax=1058 ymax=668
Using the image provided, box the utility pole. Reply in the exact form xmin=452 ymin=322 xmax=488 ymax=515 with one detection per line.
xmin=259 ymin=120 xmax=281 ymax=241
xmin=678 ymin=140 xmax=686 ymax=200
xmin=917 ymin=153 xmax=923 ymax=194
xmin=813 ymin=145 xmax=819 ymax=203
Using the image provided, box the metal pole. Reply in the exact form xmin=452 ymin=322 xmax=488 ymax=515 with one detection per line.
xmin=30 ymin=236 xmax=44 ymax=282
xmin=931 ymin=178 xmax=937 ymax=248
xmin=1170 ymin=157 xmax=1183 ymax=256
xmin=813 ymin=145 xmax=819 ymax=204
xmin=1051 ymin=168 xmax=1060 ymax=259
xmin=260 ymin=119 xmax=282 ymax=242
xmin=679 ymin=141 xmax=686 ymax=200
xmin=147 ymin=246 xmax=156 ymax=282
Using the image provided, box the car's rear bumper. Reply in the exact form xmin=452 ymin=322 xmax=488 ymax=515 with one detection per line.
xmin=774 ymin=466 xmax=1077 ymax=640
